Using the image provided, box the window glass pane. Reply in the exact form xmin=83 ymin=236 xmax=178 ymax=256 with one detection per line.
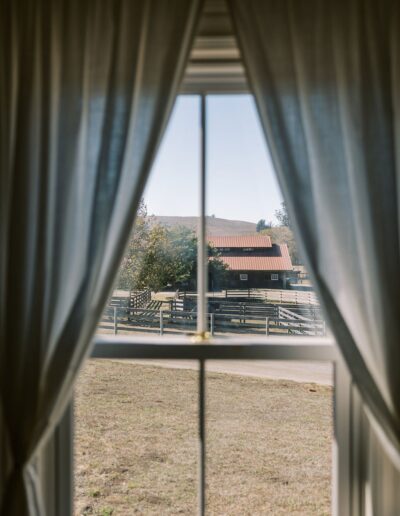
xmin=75 ymin=359 xmax=198 ymax=515
xmin=206 ymin=361 xmax=333 ymax=514
xmin=206 ymin=95 xmax=327 ymax=338
xmin=97 ymin=96 xmax=200 ymax=337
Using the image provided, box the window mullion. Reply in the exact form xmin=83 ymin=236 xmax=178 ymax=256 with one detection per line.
xmin=198 ymin=359 xmax=206 ymax=516
xmin=197 ymin=93 xmax=208 ymax=516
xmin=197 ymin=93 xmax=208 ymax=336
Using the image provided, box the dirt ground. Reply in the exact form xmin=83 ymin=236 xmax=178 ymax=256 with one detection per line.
xmin=75 ymin=360 xmax=332 ymax=516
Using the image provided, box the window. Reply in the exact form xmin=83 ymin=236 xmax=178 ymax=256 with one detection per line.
xmin=69 ymin=93 xmax=347 ymax=516
xmin=243 ymin=247 xmax=254 ymax=252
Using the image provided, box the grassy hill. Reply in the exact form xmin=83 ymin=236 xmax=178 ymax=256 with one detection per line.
xmin=151 ymin=216 xmax=257 ymax=236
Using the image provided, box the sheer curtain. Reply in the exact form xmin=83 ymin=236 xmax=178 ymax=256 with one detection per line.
xmin=0 ymin=0 xmax=202 ymax=514
xmin=229 ymin=0 xmax=400 ymax=513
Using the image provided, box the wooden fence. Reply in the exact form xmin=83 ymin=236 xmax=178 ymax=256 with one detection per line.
xmin=209 ymin=300 xmax=319 ymax=319
xmin=179 ymin=288 xmax=319 ymax=306
xmin=129 ymin=289 xmax=151 ymax=310
xmin=108 ymin=295 xmax=129 ymax=309
xmin=103 ymin=289 xmax=323 ymax=336
xmin=225 ymin=288 xmax=319 ymax=306
xmin=101 ymin=305 xmax=325 ymax=337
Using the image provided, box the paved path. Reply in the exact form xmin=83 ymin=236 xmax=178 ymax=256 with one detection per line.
xmin=127 ymin=359 xmax=333 ymax=386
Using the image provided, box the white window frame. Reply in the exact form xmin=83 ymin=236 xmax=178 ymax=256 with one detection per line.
xmin=46 ymin=91 xmax=352 ymax=516
xmin=271 ymin=273 xmax=279 ymax=281
xmin=240 ymin=273 xmax=248 ymax=281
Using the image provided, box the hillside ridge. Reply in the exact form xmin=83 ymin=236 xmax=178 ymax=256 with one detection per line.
xmin=151 ymin=215 xmax=257 ymax=236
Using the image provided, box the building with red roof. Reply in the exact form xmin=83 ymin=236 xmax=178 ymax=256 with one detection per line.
xmin=208 ymin=234 xmax=294 ymax=289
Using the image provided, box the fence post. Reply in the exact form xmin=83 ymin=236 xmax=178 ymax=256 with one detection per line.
xmin=242 ymin=304 xmax=246 ymax=324
xmin=225 ymin=289 xmax=228 ymax=299
xmin=159 ymin=310 xmax=164 ymax=336
xmin=210 ymin=313 xmax=214 ymax=336
xmin=266 ymin=317 xmax=269 ymax=336
xmin=114 ymin=307 xmax=118 ymax=335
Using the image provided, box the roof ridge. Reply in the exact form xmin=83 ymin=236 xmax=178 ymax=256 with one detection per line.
xmin=208 ymin=235 xmax=272 ymax=248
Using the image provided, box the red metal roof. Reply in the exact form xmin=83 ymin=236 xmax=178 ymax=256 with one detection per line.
xmin=214 ymin=245 xmax=293 ymax=271
xmin=208 ymin=235 xmax=272 ymax=248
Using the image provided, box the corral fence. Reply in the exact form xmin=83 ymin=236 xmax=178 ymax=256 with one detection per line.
xmin=101 ymin=304 xmax=325 ymax=337
xmin=169 ymin=289 xmax=191 ymax=311
xmin=179 ymin=288 xmax=319 ymax=306
xmin=207 ymin=299 xmax=321 ymax=320
xmin=105 ymin=290 xmax=152 ymax=330
xmin=109 ymin=290 xmax=152 ymax=312
xmin=129 ymin=289 xmax=151 ymax=310
xmin=108 ymin=295 xmax=129 ymax=309
xmin=102 ymin=288 xmax=324 ymax=336
xmin=224 ymin=288 xmax=318 ymax=305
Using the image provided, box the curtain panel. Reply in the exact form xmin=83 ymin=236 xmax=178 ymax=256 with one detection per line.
xmin=229 ymin=0 xmax=400 ymax=513
xmin=0 ymin=0 xmax=202 ymax=514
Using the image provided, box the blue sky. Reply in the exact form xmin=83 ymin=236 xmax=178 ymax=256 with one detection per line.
xmin=143 ymin=95 xmax=283 ymax=224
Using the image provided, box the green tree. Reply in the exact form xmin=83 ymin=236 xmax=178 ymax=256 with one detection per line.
xmin=256 ymin=219 xmax=267 ymax=232
xmin=135 ymin=224 xmax=174 ymax=291
xmin=275 ymin=201 xmax=291 ymax=228
xmin=256 ymin=219 xmax=273 ymax=232
xmin=165 ymin=226 xmax=228 ymax=291
xmin=117 ymin=212 xmax=228 ymax=292
xmin=117 ymin=200 xmax=150 ymax=289
xmin=209 ymin=248 xmax=229 ymax=290
xmin=262 ymin=226 xmax=302 ymax=265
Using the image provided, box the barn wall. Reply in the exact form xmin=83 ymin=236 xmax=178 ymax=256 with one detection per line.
xmin=211 ymin=271 xmax=288 ymax=290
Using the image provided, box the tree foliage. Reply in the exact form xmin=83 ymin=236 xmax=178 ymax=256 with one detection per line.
xmin=117 ymin=205 xmax=228 ymax=291
xmin=117 ymin=200 xmax=151 ymax=289
xmin=274 ymin=201 xmax=291 ymax=228
xmin=256 ymin=219 xmax=273 ymax=232
xmin=261 ymin=226 xmax=302 ymax=265
xmin=256 ymin=219 xmax=267 ymax=232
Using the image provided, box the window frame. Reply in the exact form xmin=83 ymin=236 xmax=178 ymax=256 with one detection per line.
xmin=47 ymin=91 xmax=352 ymax=516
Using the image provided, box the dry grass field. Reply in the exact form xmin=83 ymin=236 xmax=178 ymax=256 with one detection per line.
xmin=75 ymin=360 xmax=332 ymax=515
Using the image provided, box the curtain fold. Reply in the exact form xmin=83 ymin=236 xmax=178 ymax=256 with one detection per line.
xmin=0 ymin=0 xmax=202 ymax=513
xmin=229 ymin=0 xmax=400 ymax=512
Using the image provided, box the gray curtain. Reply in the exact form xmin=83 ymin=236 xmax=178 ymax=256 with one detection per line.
xmin=0 ymin=0 xmax=201 ymax=514
xmin=229 ymin=0 xmax=400 ymax=513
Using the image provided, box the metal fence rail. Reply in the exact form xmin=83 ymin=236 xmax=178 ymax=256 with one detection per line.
xmin=180 ymin=288 xmax=319 ymax=306
xmin=101 ymin=306 xmax=326 ymax=336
